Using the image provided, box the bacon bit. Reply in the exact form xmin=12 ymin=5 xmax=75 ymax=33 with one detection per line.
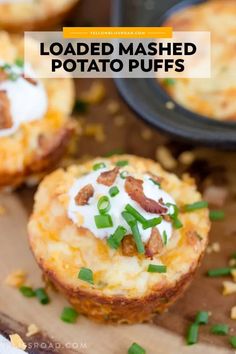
xmin=125 ymin=176 xmax=168 ymax=214
xmin=9 ymin=334 xmax=27 ymax=351
xmin=26 ymin=324 xmax=40 ymax=337
xmin=97 ymin=167 xmax=119 ymax=187
xmin=121 ymin=235 xmax=137 ymax=257
xmin=5 ymin=270 xmax=27 ymax=288
xmin=22 ymin=74 xmax=37 ymax=86
xmin=203 ymin=185 xmax=228 ymax=208
xmin=75 ymin=184 xmax=94 ymax=206
xmin=222 ymin=281 xmax=236 ymax=295
xmin=0 ymin=91 xmax=13 ymax=129
xmin=186 ymin=230 xmax=202 ymax=246
xmin=145 ymin=228 xmax=164 ymax=258
xmin=231 ymin=306 xmax=236 ymax=320
xmin=0 ymin=69 xmax=8 ymax=82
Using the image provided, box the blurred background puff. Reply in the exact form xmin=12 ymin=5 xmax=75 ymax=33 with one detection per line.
xmin=0 ymin=0 xmax=80 ymax=32
xmin=0 ymin=32 xmax=75 ymax=189
xmin=28 ymin=155 xmax=210 ymax=324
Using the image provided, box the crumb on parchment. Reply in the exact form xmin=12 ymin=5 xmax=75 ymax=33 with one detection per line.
xmin=5 ymin=270 xmax=27 ymax=288
xmin=9 ymin=334 xmax=27 ymax=351
xmin=26 ymin=324 xmax=40 ymax=337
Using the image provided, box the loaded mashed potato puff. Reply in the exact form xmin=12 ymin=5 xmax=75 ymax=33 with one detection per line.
xmin=0 ymin=32 xmax=75 ymax=189
xmin=0 ymin=0 xmax=79 ymax=32
xmin=28 ymin=155 xmax=210 ymax=323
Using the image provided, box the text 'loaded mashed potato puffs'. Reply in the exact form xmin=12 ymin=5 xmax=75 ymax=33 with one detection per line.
xmin=161 ymin=0 xmax=236 ymax=122
xmin=0 ymin=32 xmax=75 ymax=189
xmin=28 ymin=155 xmax=210 ymax=324
xmin=0 ymin=0 xmax=79 ymax=32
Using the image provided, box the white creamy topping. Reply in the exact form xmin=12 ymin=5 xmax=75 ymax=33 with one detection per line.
xmin=0 ymin=61 xmax=48 ymax=137
xmin=67 ymin=166 xmax=176 ymax=244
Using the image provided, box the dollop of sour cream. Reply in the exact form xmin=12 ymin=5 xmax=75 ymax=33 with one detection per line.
xmin=0 ymin=60 xmax=48 ymax=137
xmin=67 ymin=166 xmax=176 ymax=244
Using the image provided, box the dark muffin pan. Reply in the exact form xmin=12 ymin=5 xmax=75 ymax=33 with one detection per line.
xmin=112 ymin=0 xmax=236 ymax=149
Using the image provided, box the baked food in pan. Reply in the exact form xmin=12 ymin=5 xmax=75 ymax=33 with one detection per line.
xmin=0 ymin=0 xmax=79 ymax=32
xmin=28 ymin=155 xmax=210 ymax=323
xmin=161 ymin=0 xmax=236 ymax=122
xmin=0 ymin=32 xmax=75 ymax=189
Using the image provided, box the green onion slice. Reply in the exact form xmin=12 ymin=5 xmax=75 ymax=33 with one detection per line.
xmin=184 ymin=201 xmax=208 ymax=212
xmin=109 ymin=186 xmax=119 ymax=197
xmin=78 ymin=267 xmax=94 ymax=284
xmin=94 ymin=214 xmax=113 ymax=229
xmin=125 ymin=204 xmax=147 ymax=225
xmin=15 ymin=58 xmax=24 ymax=68
xmin=35 ymin=288 xmax=50 ymax=305
xmin=147 ymin=264 xmax=167 ymax=273
xmin=131 ymin=223 xmax=145 ymax=254
xmin=142 ymin=217 xmax=162 ymax=230
xmin=163 ymin=78 xmax=176 ymax=86
xmin=122 ymin=211 xmax=136 ymax=227
xmin=209 ymin=210 xmax=225 ymax=221
xmin=107 ymin=226 xmax=127 ymax=249
xmin=74 ymin=99 xmax=88 ymax=113
xmin=229 ymin=336 xmax=236 ymax=349
xmin=120 ymin=170 xmax=129 ymax=179
xmin=128 ymin=342 xmax=146 ymax=354
xmin=207 ymin=267 xmax=233 ymax=277
xmin=19 ymin=286 xmax=35 ymax=298
xmin=93 ymin=162 xmax=106 ymax=171
xmin=195 ymin=311 xmax=209 ymax=325
xmin=186 ymin=323 xmax=199 ymax=345
xmin=97 ymin=196 xmax=111 ymax=214
xmin=163 ymin=230 xmax=168 ymax=245
xmin=116 ymin=160 xmax=129 ymax=167
xmin=60 ymin=307 xmax=79 ymax=323
xmin=211 ymin=324 xmax=229 ymax=335
xmin=166 ymin=203 xmax=183 ymax=229
xmin=149 ymin=178 xmax=160 ymax=187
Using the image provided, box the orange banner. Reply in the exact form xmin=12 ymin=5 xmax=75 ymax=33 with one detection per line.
xmin=63 ymin=27 xmax=173 ymax=39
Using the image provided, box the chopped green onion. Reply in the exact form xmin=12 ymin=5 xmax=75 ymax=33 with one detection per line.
xmin=107 ymin=226 xmax=127 ymax=249
xmin=116 ymin=160 xmax=128 ymax=167
xmin=93 ymin=162 xmax=106 ymax=171
xmin=19 ymin=286 xmax=35 ymax=298
xmin=131 ymin=223 xmax=145 ymax=254
xmin=209 ymin=210 xmax=225 ymax=221
xmin=128 ymin=342 xmax=146 ymax=354
xmin=142 ymin=217 xmax=162 ymax=230
xmin=35 ymin=288 xmax=50 ymax=305
xmin=122 ymin=211 xmax=136 ymax=227
xmin=186 ymin=323 xmax=199 ymax=345
xmin=9 ymin=72 xmax=18 ymax=81
xmin=163 ymin=78 xmax=176 ymax=86
xmin=207 ymin=267 xmax=233 ymax=277
xmin=120 ymin=170 xmax=129 ymax=179
xmin=103 ymin=148 xmax=124 ymax=157
xmin=166 ymin=203 xmax=183 ymax=229
xmin=60 ymin=307 xmax=79 ymax=323
xmin=149 ymin=178 xmax=160 ymax=187
xmin=15 ymin=58 xmax=24 ymax=68
xmin=74 ymin=99 xmax=88 ymax=113
xmin=229 ymin=336 xmax=236 ymax=349
xmin=125 ymin=204 xmax=147 ymax=225
xmin=184 ymin=201 xmax=208 ymax=212
xmin=2 ymin=63 xmax=11 ymax=71
xmin=94 ymin=214 xmax=113 ymax=229
xmin=163 ymin=230 xmax=168 ymax=245
xmin=109 ymin=186 xmax=119 ymax=197
xmin=211 ymin=324 xmax=229 ymax=335
xmin=195 ymin=311 xmax=209 ymax=325
xmin=173 ymin=218 xmax=183 ymax=229
xmin=147 ymin=264 xmax=167 ymax=273
xmin=78 ymin=267 xmax=94 ymax=284
xmin=97 ymin=196 xmax=111 ymax=214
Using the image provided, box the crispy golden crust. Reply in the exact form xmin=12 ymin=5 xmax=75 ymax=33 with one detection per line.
xmin=161 ymin=0 xmax=236 ymax=121
xmin=0 ymin=32 xmax=75 ymax=188
xmin=28 ymin=155 xmax=210 ymax=323
xmin=0 ymin=0 xmax=79 ymax=33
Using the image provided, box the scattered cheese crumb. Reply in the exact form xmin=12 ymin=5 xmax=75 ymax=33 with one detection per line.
xmin=231 ymin=269 xmax=236 ymax=282
xmin=84 ymin=123 xmax=105 ymax=143
xmin=156 ymin=146 xmax=177 ymax=170
xmin=9 ymin=334 xmax=27 ymax=351
xmin=178 ymin=151 xmax=195 ymax=165
xmin=5 ymin=270 xmax=27 ymax=288
xmin=222 ymin=281 xmax=236 ymax=295
xmin=231 ymin=306 xmax=236 ymax=320
xmin=207 ymin=242 xmax=221 ymax=254
xmin=107 ymin=100 xmax=120 ymax=115
xmin=229 ymin=259 xmax=236 ymax=268
xmin=141 ymin=128 xmax=153 ymax=141
xmin=114 ymin=115 xmax=125 ymax=127
xmin=203 ymin=185 xmax=228 ymax=208
xmin=0 ymin=205 xmax=6 ymax=215
xmin=26 ymin=324 xmax=40 ymax=337
xmin=165 ymin=101 xmax=175 ymax=110
xmin=81 ymin=81 xmax=106 ymax=104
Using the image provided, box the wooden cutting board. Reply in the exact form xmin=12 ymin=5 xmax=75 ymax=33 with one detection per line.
xmin=1 ymin=0 xmax=236 ymax=353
